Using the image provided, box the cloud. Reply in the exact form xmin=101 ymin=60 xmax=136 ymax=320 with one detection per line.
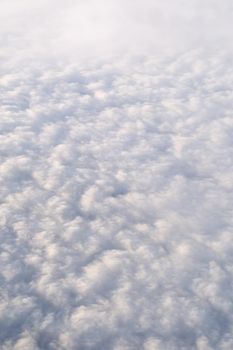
xmin=1 ymin=1 xmax=233 ymax=348
xmin=1 ymin=49 xmax=233 ymax=349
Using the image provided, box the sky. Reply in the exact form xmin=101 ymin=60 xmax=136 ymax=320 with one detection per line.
xmin=1 ymin=1 xmax=233 ymax=350
xmin=1 ymin=0 xmax=233 ymax=60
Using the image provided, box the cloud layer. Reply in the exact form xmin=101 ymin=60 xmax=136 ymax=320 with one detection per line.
xmin=1 ymin=1 xmax=233 ymax=348
xmin=1 ymin=50 xmax=233 ymax=349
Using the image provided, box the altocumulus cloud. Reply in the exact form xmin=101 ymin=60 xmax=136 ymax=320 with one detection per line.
xmin=1 ymin=0 xmax=233 ymax=349
xmin=1 ymin=51 xmax=233 ymax=349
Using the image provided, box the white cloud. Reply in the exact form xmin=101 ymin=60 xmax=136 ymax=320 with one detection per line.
xmin=1 ymin=1 xmax=233 ymax=348
xmin=1 ymin=50 xmax=233 ymax=349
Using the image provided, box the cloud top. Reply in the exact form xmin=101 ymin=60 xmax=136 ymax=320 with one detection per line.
xmin=1 ymin=51 xmax=233 ymax=349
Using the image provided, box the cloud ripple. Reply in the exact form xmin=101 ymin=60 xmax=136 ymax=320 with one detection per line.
xmin=1 ymin=51 xmax=233 ymax=349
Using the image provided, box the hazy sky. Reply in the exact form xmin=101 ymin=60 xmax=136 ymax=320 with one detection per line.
xmin=1 ymin=0 xmax=233 ymax=60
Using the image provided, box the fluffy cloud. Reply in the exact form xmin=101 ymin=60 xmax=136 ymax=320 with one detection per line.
xmin=1 ymin=50 xmax=233 ymax=349
xmin=1 ymin=2 xmax=233 ymax=349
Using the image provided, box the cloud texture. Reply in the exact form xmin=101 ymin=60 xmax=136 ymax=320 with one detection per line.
xmin=1 ymin=50 xmax=233 ymax=349
xmin=1 ymin=0 xmax=233 ymax=349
